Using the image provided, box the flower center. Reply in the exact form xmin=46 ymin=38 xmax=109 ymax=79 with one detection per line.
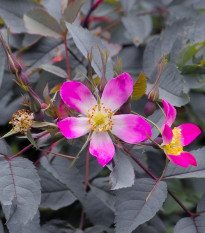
xmin=164 ymin=127 xmax=183 ymax=155
xmin=87 ymin=103 xmax=114 ymax=132
xmin=93 ymin=112 xmax=106 ymax=125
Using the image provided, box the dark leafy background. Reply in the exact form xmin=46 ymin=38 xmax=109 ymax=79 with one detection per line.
xmin=0 ymin=0 xmax=205 ymax=232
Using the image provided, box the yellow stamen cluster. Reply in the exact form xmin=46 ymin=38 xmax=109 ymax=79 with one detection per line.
xmin=9 ymin=109 xmax=34 ymax=134
xmin=164 ymin=127 xmax=183 ymax=155
xmin=87 ymin=103 xmax=115 ymax=133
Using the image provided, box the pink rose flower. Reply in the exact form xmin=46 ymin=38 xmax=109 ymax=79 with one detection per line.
xmin=57 ymin=73 xmax=152 ymax=166
xmin=161 ymin=99 xmax=201 ymax=167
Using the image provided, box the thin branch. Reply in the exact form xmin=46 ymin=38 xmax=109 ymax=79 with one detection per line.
xmin=119 ymin=143 xmax=196 ymax=218
xmin=10 ymin=144 xmax=33 ymax=160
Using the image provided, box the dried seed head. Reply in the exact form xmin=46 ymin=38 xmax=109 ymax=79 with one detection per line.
xmin=9 ymin=109 xmax=34 ymax=134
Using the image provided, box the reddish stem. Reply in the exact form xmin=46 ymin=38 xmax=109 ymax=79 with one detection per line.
xmin=79 ymin=208 xmax=84 ymax=230
xmin=82 ymin=0 xmax=104 ymax=28
xmin=84 ymin=147 xmax=90 ymax=190
xmin=64 ymin=35 xmax=71 ymax=80
xmin=10 ymin=144 xmax=33 ymax=160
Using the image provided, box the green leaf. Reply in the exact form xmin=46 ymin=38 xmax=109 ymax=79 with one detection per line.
xmin=177 ymin=41 xmax=205 ymax=68
xmin=164 ymin=148 xmax=205 ymax=179
xmin=115 ymin=178 xmax=167 ymax=233
xmin=41 ymin=64 xmax=68 ymax=78
xmin=24 ymin=9 xmax=64 ymax=38
xmin=62 ymin=0 xmax=85 ymax=23
xmin=26 ymin=129 xmax=37 ymax=148
xmin=131 ymin=73 xmax=147 ymax=101
xmin=181 ymin=64 xmax=205 ymax=75
xmin=0 ymin=129 xmax=17 ymax=140
xmin=0 ymin=156 xmax=41 ymax=225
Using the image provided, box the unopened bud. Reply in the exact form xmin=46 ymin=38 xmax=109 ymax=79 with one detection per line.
xmin=18 ymin=72 xmax=29 ymax=86
xmin=41 ymin=103 xmax=48 ymax=109
xmin=153 ymin=137 xmax=163 ymax=149
xmin=147 ymin=86 xmax=159 ymax=102
xmin=120 ymin=101 xmax=131 ymax=114
xmin=8 ymin=54 xmax=22 ymax=74
xmin=144 ymin=100 xmax=156 ymax=117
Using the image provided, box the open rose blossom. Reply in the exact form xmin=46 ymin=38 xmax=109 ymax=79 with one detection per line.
xmin=57 ymin=73 xmax=152 ymax=166
xmin=161 ymin=99 xmax=201 ymax=167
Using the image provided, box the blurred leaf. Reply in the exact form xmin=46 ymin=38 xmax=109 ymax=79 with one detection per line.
xmin=146 ymin=63 xmax=190 ymax=107
xmin=110 ymin=148 xmax=135 ymax=190
xmin=197 ymin=193 xmax=205 ymax=213
xmin=0 ymin=43 xmax=6 ymax=88
xmin=0 ymin=156 xmax=41 ymax=225
xmin=66 ymin=22 xmax=113 ymax=79
xmin=165 ymin=148 xmax=205 ymax=179
xmin=84 ymin=225 xmax=114 ymax=233
xmin=62 ymin=0 xmax=85 ymax=23
xmin=18 ymin=37 xmax=64 ymax=73
xmin=24 ymin=9 xmax=64 ymax=38
xmin=115 ymin=178 xmax=167 ymax=233
xmin=122 ymin=14 xmax=152 ymax=46
xmin=38 ymin=166 xmax=77 ymax=210
xmin=131 ymin=73 xmax=147 ymax=101
xmin=41 ymin=64 xmax=68 ymax=78
xmin=0 ymin=0 xmax=38 ymax=33
xmin=181 ymin=64 xmax=205 ymax=75
xmin=174 ymin=216 xmax=205 ymax=233
xmin=42 ymin=0 xmax=63 ymax=23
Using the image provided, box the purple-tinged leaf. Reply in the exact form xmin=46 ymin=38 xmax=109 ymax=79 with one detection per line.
xmin=165 ymin=148 xmax=205 ymax=179
xmin=110 ymin=149 xmax=135 ymax=190
xmin=38 ymin=166 xmax=76 ymax=210
xmin=0 ymin=156 xmax=41 ymax=225
xmin=174 ymin=216 xmax=205 ymax=233
xmin=62 ymin=0 xmax=85 ymax=23
xmin=66 ymin=22 xmax=113 ymax=79
xmin=115 ymin=178 xmax=167 ymax=233
xmin=6 ymin=211 xmax=41 ymax=233
xmin=24 ymin=9 xmax=64 ymax=39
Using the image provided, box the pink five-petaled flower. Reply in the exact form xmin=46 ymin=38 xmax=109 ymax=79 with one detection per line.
xmin=161 ymin=99 xmax=201 ymax=168
xmin=57 ymin=73 xmax=152 ymax=166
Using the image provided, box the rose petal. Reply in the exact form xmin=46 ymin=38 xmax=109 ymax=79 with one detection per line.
xmin=57 ymin=117 xmax=90 ymax=139
xmin=110 ymin=114 xmax=152 ymax=143
xmin=167 ymin=151 xmax=197 ymax=167
xmin=89 ymin=131 xmax=115 ymax=167
xmin=101 ymin=73 xmax=133 ymax=111
xmin=60 ymin=81 xmax=97 ymax=115
xmin=177 ymin=123 xmax=201 ymax=146
xmin=162 ymin=124 xmax=173 ymax=145
xmin=162 ymin=99 xmax=176 ymax=129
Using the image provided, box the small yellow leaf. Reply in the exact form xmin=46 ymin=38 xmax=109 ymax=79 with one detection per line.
xmin=131 ymin=73 xmax=147 ymax=101
xmin=50 ymin=83 xmax=63 ymax=94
